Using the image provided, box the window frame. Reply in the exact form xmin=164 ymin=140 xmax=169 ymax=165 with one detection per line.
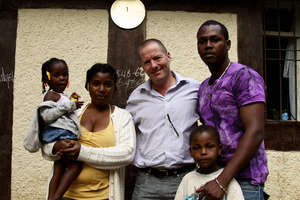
xmin=263 ymin=0 xmax=299 ymax=121
xmin=262 ymin=0 xmax=300 ymax=151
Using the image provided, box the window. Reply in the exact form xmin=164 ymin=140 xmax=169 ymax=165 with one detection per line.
xmin=263 ymin=0 xmax=300 ymax=120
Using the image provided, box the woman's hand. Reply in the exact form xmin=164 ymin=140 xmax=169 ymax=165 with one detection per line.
xmin=52 ymin=139 xmax=73 ymax=156
xmin=60 ymin=140 xmax=81 ymax=160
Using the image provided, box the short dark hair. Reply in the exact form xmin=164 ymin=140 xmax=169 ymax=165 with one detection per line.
xmin=197 ymin=20 xmax=229 ymax=40
xmin=41 ymin=58 xmax=67 ymax=93
xmin=85 ymin=63 xmax=118 ymax=90
xmin=139 ymin=38 xmax=168 ymax=56
xmin=189 ymin=125 xmax=221 ymax=145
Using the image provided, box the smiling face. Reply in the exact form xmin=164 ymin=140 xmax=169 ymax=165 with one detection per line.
xmin=88 ymin=72 xmax=115 ymax=107
xmin=197 ymin=24 xmax=231 ymax=67
xmin=139 ymin=41 xmax=171 ymax=86
xmin=47 ymin=62 xmax=69 ymax=93
xmin=190 ymin=130 xmax=221 ymax=174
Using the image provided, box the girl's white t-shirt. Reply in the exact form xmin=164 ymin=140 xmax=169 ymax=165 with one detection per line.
xmin=175 ymin=168 xmax=244 ymax=200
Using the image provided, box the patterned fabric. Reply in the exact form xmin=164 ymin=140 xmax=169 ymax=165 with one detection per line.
xmin=197 ymin=62 xmax=268 ymax=185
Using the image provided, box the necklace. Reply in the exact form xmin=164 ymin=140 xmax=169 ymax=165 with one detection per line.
xmin=217 ymin=61 xmax=231 ymax=82
xmin=205 ymin=62 xmax=231 ymax=99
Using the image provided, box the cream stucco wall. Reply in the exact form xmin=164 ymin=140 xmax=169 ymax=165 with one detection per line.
xmin=265 ymin=151 xmax=300 ymax=199
xmin=12 ymin=9 xmax=108 ymax=199
xmin=146 ymin=11 xmax=238 ymax=81
xmin=12 ymin=9 xmax=300 ymax=200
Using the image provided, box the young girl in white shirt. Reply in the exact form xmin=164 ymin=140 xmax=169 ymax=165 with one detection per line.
xmin=175 ymin=125 xmax=244 ymax=200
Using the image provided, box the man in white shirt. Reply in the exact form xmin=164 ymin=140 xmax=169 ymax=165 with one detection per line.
xmin=127 ymin=39 xmax=200 ymax=199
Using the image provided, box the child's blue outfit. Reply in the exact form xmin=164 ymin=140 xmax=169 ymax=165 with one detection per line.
xmin=41 ymin=92 xmax=79 ymax=143
xmin=23 ymin=92 xmax=81 ymax=152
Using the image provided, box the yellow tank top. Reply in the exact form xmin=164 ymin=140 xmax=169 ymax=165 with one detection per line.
xmin=64 ymin=105 xmax=116 ymax=200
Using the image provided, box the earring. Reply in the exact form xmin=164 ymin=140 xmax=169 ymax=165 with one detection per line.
xmin=196 ymin=163 xmax=200 ymax=169
xmin=67 ymin=81 xmax=69 ymax=88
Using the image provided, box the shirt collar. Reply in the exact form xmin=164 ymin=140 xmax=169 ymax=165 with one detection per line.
xmin=140 ymin=71 xmax=188 ymax=92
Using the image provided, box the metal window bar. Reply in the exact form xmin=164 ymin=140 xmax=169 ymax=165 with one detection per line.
xmin=263 ymin=2 xmax=268 ymax=119
xmin=265 ymin=58 xmax=300 ymax=61
xmin=277 ymin=0 xmax=283 ymax=120
xmin=293 ymin=0 xmax=297 ymax=120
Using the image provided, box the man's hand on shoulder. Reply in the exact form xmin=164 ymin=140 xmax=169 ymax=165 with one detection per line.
xmin=196 ymin=179 xmax=225 ymax=200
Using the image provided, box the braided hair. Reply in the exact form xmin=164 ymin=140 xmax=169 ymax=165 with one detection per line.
xmin=85 ymin=63 xmax=118 ymax=91
xmin=41 ymin=58 xmax=67 ymax=93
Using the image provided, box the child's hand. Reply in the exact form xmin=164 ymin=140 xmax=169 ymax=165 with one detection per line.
xmin=75 ymin=101 xmax=84 ymax=109
xmin=70 ymin=92 xmax=84 ymax=108
xmin=70 ymin=92 xmax=80 ymax=101
xmin=44 ymin=90 xmax=60 ymax=102
xmin=56 ymin=150 xmax=63 ymax=157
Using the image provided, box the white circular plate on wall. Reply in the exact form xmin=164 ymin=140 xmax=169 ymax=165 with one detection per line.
xmin=110 ymin=0 xmax=146 ymax=29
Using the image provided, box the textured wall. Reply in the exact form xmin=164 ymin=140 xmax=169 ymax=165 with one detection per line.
xmin=12 ymin=9 xmax=108 ymax=199
xmin=265 ymin=151 xmax=300 ymax=199
xmin=146 ymin=11 xmax=238 ymax=81
xmin=12 ymin=9 xmax=300 ymax=200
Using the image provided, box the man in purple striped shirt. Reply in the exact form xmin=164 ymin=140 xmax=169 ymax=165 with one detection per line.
xmin=196 ymin=20 xmax=269 ymax=200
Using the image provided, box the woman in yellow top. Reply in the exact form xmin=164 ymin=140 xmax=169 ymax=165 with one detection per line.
xmin=42 ymin=63 xmax=136 ymax=200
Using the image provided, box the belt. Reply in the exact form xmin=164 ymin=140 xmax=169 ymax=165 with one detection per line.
xmin=139 ymin=164 xmax=196 ymax=178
